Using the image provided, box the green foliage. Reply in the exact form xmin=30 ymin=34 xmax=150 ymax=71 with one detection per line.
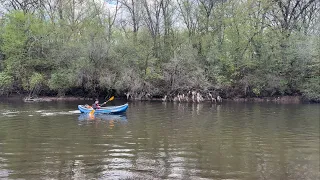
xmin=0 ymin=72 xmax=13 ymax=95
xmin=49 ymin=70 xmax=73 ymax=95
xmin=29 ymin=72 xmax=44 ymax=90
xmin=1 ymin=11 xmax=53 ymax=93
xmin=1 ymin=11 xmax=28 ymax=80
xmin=303 ymin=77 xmax=320 ymax=102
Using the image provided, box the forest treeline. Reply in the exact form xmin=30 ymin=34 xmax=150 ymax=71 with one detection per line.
xmin=0 ymin=0 xmax=319 ymax=102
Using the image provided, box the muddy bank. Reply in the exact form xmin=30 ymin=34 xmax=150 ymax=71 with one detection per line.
xmin=27 ymin=95 xmax=303 ymax=104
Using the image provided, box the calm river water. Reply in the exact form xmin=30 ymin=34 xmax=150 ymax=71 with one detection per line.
xmin=0 ymin=99 xmax=319 ymax=180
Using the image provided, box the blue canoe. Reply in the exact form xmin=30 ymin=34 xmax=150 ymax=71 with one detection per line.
xmin=78 ymin=103 xmax=128 ymax=114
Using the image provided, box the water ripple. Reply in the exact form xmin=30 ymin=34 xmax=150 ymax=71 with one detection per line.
xmin=0 ymin=101 xmax=318 ymax=179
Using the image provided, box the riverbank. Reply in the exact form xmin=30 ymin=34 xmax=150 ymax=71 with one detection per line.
xmin=1 ymin=94 xmax=313 ymax=104
xmin=227 ymin=96 xmax=303 ymax=104
xmin=141 ymin=96 xmax=305 ymax=104
xmin=23 ymin=96 xmax=94 ymax=102
xmin=0 ymin=95 xmax=93 ymax=102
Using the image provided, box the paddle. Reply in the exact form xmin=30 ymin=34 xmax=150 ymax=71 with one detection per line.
xmin=89 ymin=96 xmax=115 ymax=116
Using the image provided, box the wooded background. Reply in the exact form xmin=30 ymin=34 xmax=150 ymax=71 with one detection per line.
xmin=0 ymin=0 xmax=319 ymax=101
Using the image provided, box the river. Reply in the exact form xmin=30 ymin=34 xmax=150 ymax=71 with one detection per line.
xmin=0 ymin=99 xmax=319 ymax=179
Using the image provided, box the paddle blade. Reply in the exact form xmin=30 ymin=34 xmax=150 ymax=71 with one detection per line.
xmin=89 ymin=109 xmax=95 ymax=116
xmin=104 ymin=96 xmax=115 ymax=105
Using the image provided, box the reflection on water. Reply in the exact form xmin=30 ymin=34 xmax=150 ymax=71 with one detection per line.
xmin=78 ymin=113 xmax=128 ymax=121
xmin=0 ymin=100 xmax=319 ymax=179
xmin=77 ymin=114 xmax=128 ymax=130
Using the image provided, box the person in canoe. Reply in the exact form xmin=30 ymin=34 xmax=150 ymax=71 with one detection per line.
xmin=92 ymin=99 xmax=106 ymax=110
